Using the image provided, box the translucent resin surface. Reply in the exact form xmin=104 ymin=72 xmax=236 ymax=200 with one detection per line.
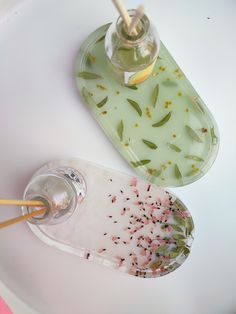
xmin=76 ymin=24 xmax=219 ymax=187
xmin=26 ymin=158 xmax=194 ymax=278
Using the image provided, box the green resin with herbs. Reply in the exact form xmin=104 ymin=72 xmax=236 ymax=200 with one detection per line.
xmin=76 ymin=24 xmax=219 ymax=187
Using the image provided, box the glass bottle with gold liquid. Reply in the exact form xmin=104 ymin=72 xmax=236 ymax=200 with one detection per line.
xmin=105 ymin=9 xmax=160 ymax=86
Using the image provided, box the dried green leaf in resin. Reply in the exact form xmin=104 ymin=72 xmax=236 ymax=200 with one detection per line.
xmin=96 ymin=96 xmax=108 ymax=108
xmin=151 ymin=84 xmax=159 ymax=108
xmin=185 ymin=155 xmax=204 ymax=162
xmin=131 ymin=160 xmax=151 ymax=167
xmin=171 ymin=224 xmax=183 ymax=232
xmin=173 ymin=234 xmax=186 ymax=240
xmin=168 ymin=248 xmax=184 ymax=259
xmin=173 ymin=199 xmax=186 ymax=211
xmin=117 ymin=120 xmax=124 ymax=141
xmin=185 ymin=217 xmax=194 ymax=236
xmin=142 ymin=139 xmax=157 ymax=150
xmin=176 ymin=240 xmax=186 ymax=247
xmin=173 ymin=214 xmax=186 ymax=226
xmin=210 ymin=127 xmax=218 ymax=145
xmin=183 ymin=247 xmax=190 ymax=256
xmin=126 ymin=85 xmax=138 ymax=90
xmin=77 ymin=71 xmax=102 ymax=80
xmin=193 ymin=97 xmax=205 ymax=114
xmin=156 ymin=245 xmax=168 ymax=254
xmin=168 ymin=143 xmax=181 ymax=152
xmin=127 ymin=99 xmax=142 ymax=117
xmin=86 ymin=53 xmax=96 ymax=67
xmin=81 ymin=87 xmax=94 ymax=105
xmin=95 ymin=24 xmax=109 ymax=44
xmin=149 ymin=259 xmax=163 ymax=270
xmin=152 ymin=112 xmax=172 ymax=127
xmin=174 ymin=164 xmax=182 ymax=180
xmin=95 ymin=34 xmax=106 ymax=44
xmin=185 ymin=125 xmax=203 ymax=143
xmin=148 ymin=168 xmax=162 ymax=177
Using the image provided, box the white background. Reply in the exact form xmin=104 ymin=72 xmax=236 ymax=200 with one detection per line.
xmin=0 ymin=0 xmax=236 ymax=313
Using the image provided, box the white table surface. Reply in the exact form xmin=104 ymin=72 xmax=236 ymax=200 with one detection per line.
xmin=0 ymin=0 xmax=236 ymax=313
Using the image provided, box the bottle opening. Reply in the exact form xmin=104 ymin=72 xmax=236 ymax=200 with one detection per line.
xmin=116 ymin=9 xmax=150 ymax=44
xmin=23 ymin=195 xmax=51 ymax=225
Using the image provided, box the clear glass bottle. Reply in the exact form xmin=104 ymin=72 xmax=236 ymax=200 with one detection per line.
xmin=105 ymin=9 xmax=160 ymax=86
xmin=22 ymin=165 xmax=86 ymax=225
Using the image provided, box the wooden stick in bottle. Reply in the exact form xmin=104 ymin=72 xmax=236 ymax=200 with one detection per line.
xmin=0 ymin=199 xmax=45 ymax=207
xmin=111 ymin=0 xmax=138 ymax=35
xmin=0 ymin=208 xmax=46 ymax=229
xmin=128 ymin=5 xmax=144 ymax=35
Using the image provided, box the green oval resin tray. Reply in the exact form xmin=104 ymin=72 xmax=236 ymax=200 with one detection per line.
xmin=76 ymin=24 xmax=219 ymax=187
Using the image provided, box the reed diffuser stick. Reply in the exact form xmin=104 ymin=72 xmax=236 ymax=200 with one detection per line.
xmin=111 ymin=0 xmax=138 ymax=35
xmin=0 ymin=208 xmax=46 ymax=229
xmin=0 ymin=199 xmax=44 ymax=207
xmin=128 ymin=5 xmax=144 ymax=35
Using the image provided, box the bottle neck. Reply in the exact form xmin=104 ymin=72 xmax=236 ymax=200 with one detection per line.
xmin=116 ymin=9 xmax=150 ymax=46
